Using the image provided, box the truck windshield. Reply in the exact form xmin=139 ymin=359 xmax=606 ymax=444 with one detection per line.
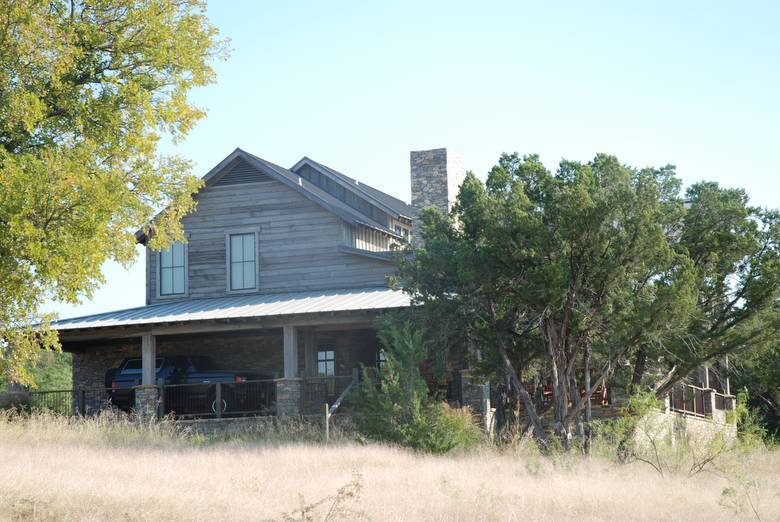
xmin=121 ymin=358 xmax=163 ymax=374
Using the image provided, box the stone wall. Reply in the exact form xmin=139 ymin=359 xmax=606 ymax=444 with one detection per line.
xmin=160 ymin=330 xmax=284 ymax=378
xmin=71 ymin=340 xmax=139 ymax=390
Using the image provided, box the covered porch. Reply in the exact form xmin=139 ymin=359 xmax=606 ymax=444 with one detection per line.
xmin=53 ymin=288 xmax=409 ymax=418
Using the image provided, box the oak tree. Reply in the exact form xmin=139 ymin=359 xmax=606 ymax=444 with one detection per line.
xmin=0 ymin=0 xmax=227 ymax=384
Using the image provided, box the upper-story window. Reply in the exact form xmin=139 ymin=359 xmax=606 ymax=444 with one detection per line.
xmin=229 ymin=232 xmax=256 ymax=290
xmin=159 ymin=241 xmax=186 ymax=296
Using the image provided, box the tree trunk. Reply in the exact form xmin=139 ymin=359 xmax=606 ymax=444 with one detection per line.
xmin=544 ymin=318 xmax=571 ymax=445
xmin=496 ymin=341 xmax=548 ymax=443
xmin=583 ymin=336 xmax=592 ymax=455
xmin=630 ymin=344 xmax=648 ymax=391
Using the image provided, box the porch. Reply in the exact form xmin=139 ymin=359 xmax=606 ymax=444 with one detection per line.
xmin=59 ymin=324 xmax=379 ymax=418
xmin=42 ymin=288 xmax=410 ymax=418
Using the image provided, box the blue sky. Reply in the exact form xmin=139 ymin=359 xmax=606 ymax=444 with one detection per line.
xmin=43 ymin=0 xmax=780 ymax=319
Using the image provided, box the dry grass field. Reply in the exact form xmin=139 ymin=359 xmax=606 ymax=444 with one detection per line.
xmin=0 ymin=412 xmax=778 ymax=521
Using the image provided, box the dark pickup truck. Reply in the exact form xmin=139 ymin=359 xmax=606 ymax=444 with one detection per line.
xmin=105 ymin=355 xmax=274 ymax=416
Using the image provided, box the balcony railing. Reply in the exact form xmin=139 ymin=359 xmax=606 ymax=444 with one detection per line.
xmin=669 ymin=383 xmax=735 ymax=418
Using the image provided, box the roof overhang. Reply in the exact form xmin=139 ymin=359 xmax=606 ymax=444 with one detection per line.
xmin=54 ymin=287 xmax=411 ymax=342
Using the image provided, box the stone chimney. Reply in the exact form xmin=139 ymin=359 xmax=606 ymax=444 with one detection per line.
xmin=410 ymin=148 xmax=466 ymax=245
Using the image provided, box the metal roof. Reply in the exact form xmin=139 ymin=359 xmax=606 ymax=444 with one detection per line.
xmin=52 ymin=287 xmax=410 ymax=331
xmin=291 ymin=157 xmax=416 ymax=219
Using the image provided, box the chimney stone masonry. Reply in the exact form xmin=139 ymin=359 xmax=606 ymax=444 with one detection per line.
xmin=409 ymin=148 xmax=466 ymax=246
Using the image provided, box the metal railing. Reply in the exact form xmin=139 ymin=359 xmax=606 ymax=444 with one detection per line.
xmin=301 ymin=372 xmax=358 ymax=415
xmin=670 ymin=383 xmax=708 ymax=416
xmin=669 ymin=383 xmax=736 ymax=417
xmin=26 ymin=386 xmax=131 ymax=415
xmin=525 ymin=382 xmax=609 ymax=408
xmin=714 ymin=391 xmax=735 ymax=412
xmin=160 ymin=379 xmax=276 ymax=419
xmin=27 ymin=389 xmax=76 ymax=415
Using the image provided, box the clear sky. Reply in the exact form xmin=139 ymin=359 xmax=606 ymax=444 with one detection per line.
xmin=43 ymin=0 xmax=780 ymax=319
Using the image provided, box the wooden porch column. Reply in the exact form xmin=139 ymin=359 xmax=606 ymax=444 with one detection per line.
xmin=141 ymin=333 xmax=157 ymax=385
xmin=283 ymin=326 xmax=298 ymax=378
xmin=303 ymin=329 xmax=316 ymax=377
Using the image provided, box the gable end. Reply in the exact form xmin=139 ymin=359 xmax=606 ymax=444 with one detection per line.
xmin=214 ymin=159 xmax=272 ymax=186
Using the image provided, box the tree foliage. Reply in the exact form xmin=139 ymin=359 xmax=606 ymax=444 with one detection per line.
xmin=396 ymin=152 xmax=780 ymax=445
xmin=0 ymin=0 xmax=227 ymax=384
xmin=732 ymin=343 xmax=780 ymax=440
xmin=651 ymin=183 xmax=780 ymax=396
xmin=354 ymin=317 xmax=482 ymax=453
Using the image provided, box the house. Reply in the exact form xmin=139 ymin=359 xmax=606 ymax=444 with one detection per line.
xmin=52 ymin=147 xmax=473 ymax=417
xmin=49 ymin=146 xmax=735 ymax=436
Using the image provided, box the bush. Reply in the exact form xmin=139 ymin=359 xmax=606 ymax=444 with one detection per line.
xmin=354 ymin=318 xmax=482 ymax=453
xmin=420 ymin=403 xmax=483 ymax=454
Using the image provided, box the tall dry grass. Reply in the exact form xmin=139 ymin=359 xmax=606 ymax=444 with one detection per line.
xmin=0 ymin=411 xmax=778 ymax=521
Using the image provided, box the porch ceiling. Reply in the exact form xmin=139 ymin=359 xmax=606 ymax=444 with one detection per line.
xmin=52 ymin=287 xmax=410 ymax=333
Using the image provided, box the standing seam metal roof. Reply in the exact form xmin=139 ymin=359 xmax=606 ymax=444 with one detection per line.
xmin=52 ymin=287 xmax=411 ymax=331
xmin=292 ymin=157 xmax=416 ymax=219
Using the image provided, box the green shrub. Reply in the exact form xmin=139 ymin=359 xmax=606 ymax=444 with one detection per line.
xmin=421 ymin=403 xmax=483 ymax=454
xmin=731 ymin=390 xmax=767 ymax=445
xmin=354 ymin=318 xmax=482 ymax=454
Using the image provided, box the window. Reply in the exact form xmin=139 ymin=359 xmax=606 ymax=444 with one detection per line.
xmin=229 ymin=233 xmax=256 ymax=290
xmin=317 ymin=347 xmax=335 ymax=376
xmin=377 ymin=350 xmax=386 ymax=369
xmin=160 ymin=242 xmax=185 ymax=295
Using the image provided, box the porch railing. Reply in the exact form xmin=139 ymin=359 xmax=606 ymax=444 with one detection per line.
xmin=160 ymin=379 xmax=276 ymax=419
xmin=301 ymin=372 xmax=358 ymax=416
xmin=669 ymin=383 xmax=735 ymax=417
xmin=26 ymin=386 xmax=126 ymax=416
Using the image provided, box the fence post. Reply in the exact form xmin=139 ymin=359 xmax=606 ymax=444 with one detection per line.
xmin=325 ymin=402 xmax=330 ymax=442
xmin=78 ymin=388 xmax=86 ymax=416
xmin=157 ymin=378 xmax=165 ymax=419
xmin=215 ymin=382 xmax=222 ymax=419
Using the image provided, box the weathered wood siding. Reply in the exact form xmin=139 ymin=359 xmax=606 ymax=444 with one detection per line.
xmin=147 ymin=177 xmax=394 ymax=304
xmin=342 ymin=223 xmax=399 ymax=252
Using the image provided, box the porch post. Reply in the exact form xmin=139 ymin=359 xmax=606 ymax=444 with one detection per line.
xmin=136 ymin=333 xmax=159 ymax=420
xmin=283 ymin=326 xmax=298 ymax=378
xmin=141 ymin=333 xmax=156 ymax=385
xmin=277 ymin=326 xmax=301 ymax=416
xmin=303 ymin=329 xmax=316 ymax=377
